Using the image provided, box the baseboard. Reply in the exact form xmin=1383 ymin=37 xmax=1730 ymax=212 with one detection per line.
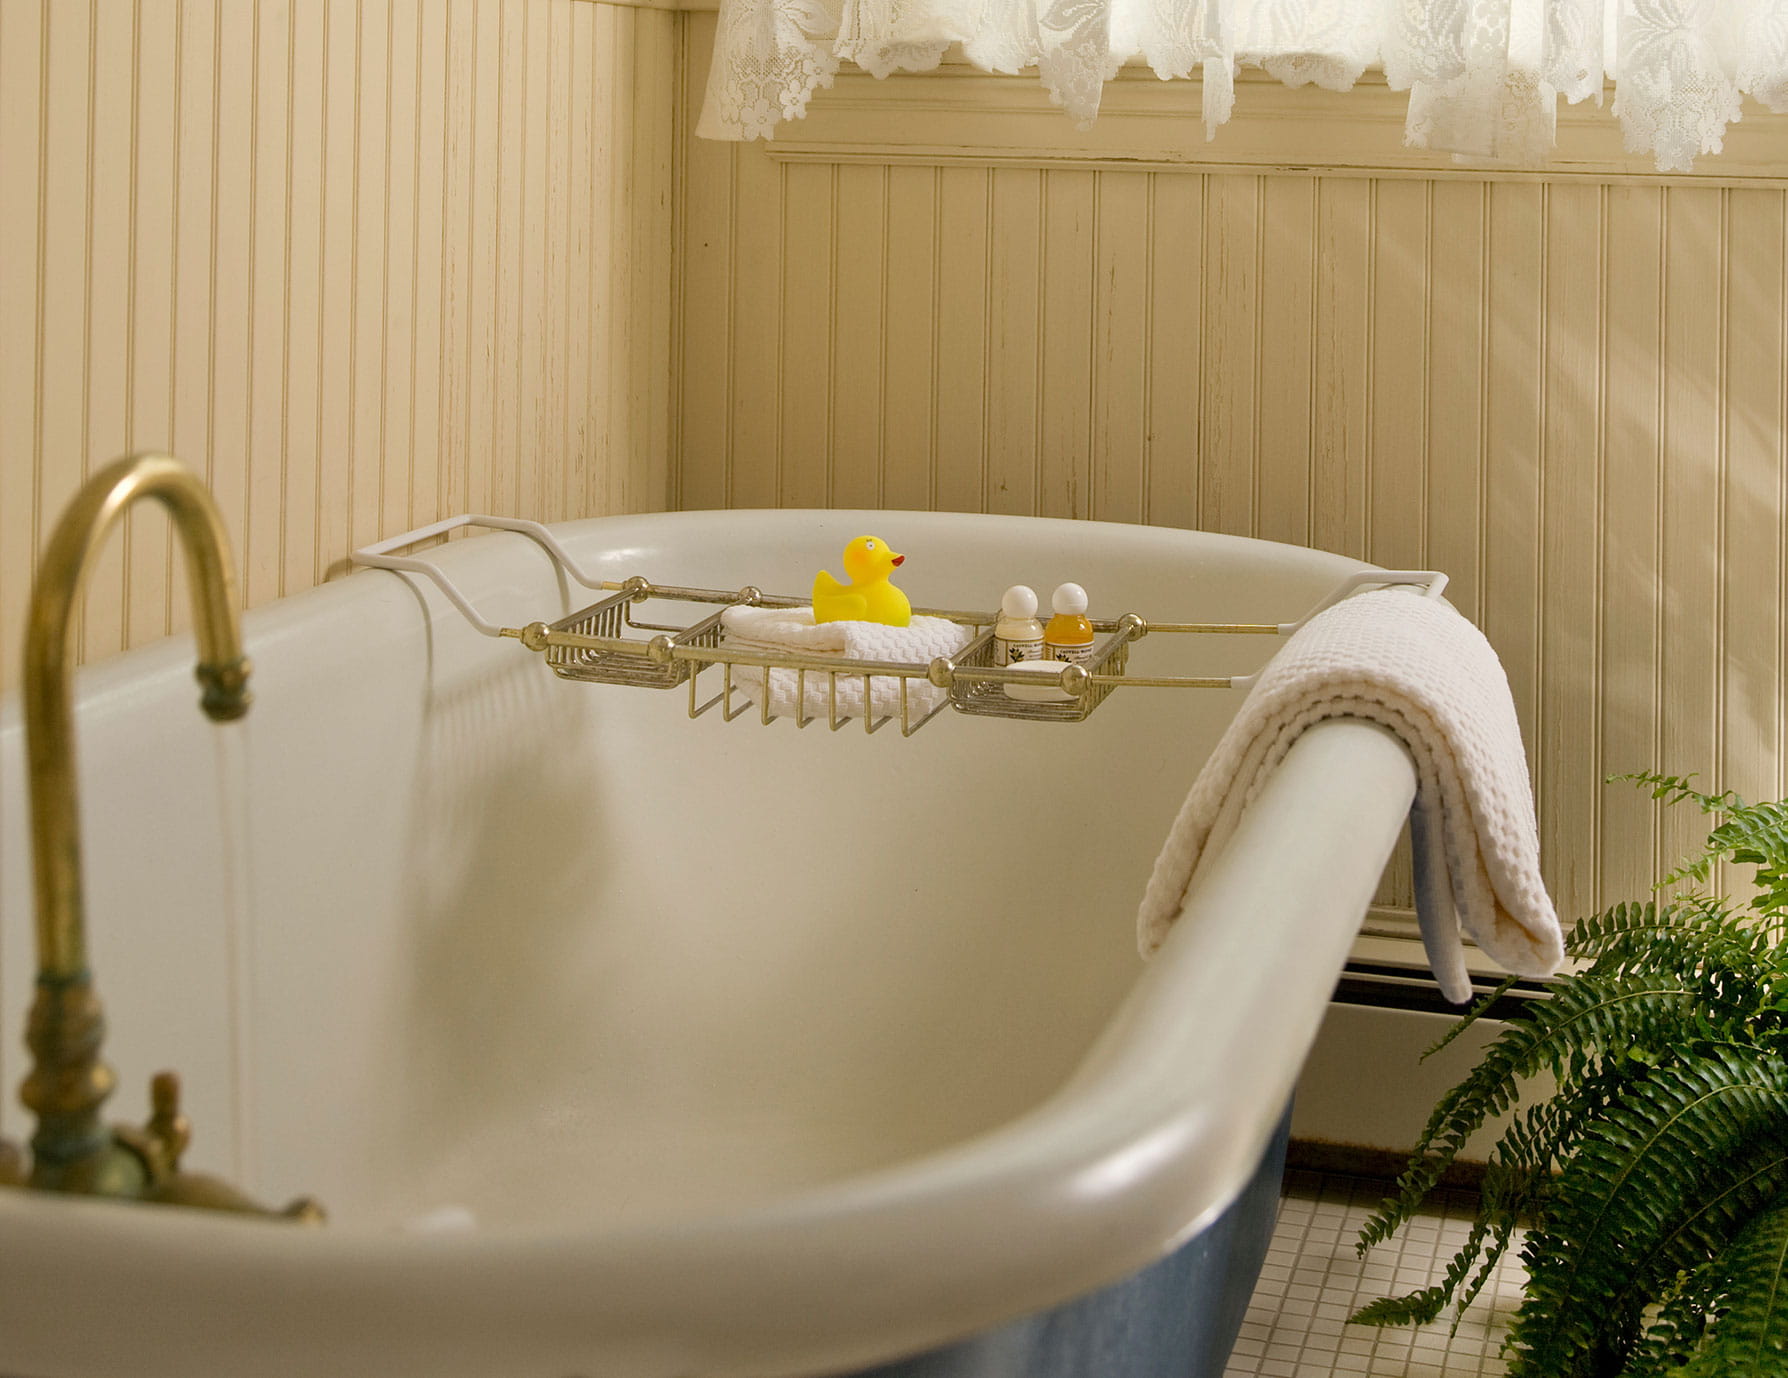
xmin=1285 ymin=1137 xmax=1488 ymax=1193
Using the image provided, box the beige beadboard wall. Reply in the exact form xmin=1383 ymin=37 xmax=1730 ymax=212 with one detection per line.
xmin=0 ymin=0 xmax=678 ymax=693
xmin=674 ymin=19 xmax=1788 ymax=926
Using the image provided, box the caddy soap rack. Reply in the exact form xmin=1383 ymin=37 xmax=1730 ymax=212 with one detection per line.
xmin=352 ymin=515 xmax=1448 ymax=738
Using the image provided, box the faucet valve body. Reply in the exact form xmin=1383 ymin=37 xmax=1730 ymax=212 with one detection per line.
xmin=19 ymin=970 xmax=140 ymax=1198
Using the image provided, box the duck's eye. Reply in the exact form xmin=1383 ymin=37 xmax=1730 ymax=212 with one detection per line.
xmin=864 ymin=539 xmax=876 ymax=550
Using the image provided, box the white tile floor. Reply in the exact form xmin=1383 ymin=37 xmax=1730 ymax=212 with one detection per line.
xmin=1224 ymin=1171 xmax=1526 ymax=1378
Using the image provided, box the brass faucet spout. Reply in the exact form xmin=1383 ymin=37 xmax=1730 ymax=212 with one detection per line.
xmin=24 ymin=453 xmax=250 ymax=983
xmin=4 ymin=453 xmax=315 ymax=1219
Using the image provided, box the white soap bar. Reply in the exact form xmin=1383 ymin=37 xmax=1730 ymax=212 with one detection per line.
xmin=402 ymin=1205 xmax=479 ymax=1234
xmin=1002 ymin=659 xmax=1073 ymax=702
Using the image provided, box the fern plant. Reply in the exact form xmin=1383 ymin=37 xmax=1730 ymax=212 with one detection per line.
xmin=1351 ymin=772 xmax=1788 ymax=1376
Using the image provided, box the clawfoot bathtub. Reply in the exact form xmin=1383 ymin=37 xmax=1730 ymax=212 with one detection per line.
xmin=0 ymin=509 xmax=1415 ymax=1377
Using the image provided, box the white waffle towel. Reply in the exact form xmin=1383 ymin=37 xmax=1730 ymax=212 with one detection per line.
xmin=1135 ymin=588 xmax=1564 ymax=1004
xmin=718 ymin=605 xmax=974 ymax=721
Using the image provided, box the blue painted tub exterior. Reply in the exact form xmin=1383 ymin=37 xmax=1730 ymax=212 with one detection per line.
xmin=845 ymin=1108 xmax=1289 ymax=1378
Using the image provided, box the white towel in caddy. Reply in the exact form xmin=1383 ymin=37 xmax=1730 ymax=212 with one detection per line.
xmin=718 ymin=605 xmax=974 ymax=721
xmin=1135 ymin=587 xmax=1564 ymax=1004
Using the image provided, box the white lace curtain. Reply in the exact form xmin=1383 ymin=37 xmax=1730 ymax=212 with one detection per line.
xmin=698 ymin=0 xmax=1788 ymax=172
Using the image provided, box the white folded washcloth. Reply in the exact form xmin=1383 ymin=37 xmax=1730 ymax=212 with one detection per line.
xmin=718 ymin=605 xmax=974 ymax=721
xmin=1135 ymin=587 xmax=1563 ymax=1004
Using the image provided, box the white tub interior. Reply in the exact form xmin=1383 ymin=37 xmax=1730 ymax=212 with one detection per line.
xmin=0 ymin=510 xmax=1362 ymax=1233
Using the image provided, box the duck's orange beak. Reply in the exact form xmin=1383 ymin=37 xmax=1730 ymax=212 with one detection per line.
xmin=891 ymin=554 xmax=905 ymax=567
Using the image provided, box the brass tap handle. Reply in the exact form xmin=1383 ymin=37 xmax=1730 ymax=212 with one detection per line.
xmin=136 ymin=1070 xmax=324 ymax=1223
xmin=145 ymin=1071 xmax=192 ymax=1173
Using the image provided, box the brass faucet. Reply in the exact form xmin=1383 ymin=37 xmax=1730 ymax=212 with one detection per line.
xmin=0 ymin=453 xmax=320 ymax=1221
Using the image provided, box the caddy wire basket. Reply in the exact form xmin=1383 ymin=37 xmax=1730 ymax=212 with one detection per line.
xmin=352 ymin=515 xmax=1448 ymax=739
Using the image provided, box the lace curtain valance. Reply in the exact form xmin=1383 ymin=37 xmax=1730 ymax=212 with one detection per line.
xmin=697 ymin=0 xmax=1788 ymax=173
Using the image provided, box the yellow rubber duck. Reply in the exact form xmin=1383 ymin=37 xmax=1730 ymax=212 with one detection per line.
xmin=812 ymin=535 xmax=912 ymax=626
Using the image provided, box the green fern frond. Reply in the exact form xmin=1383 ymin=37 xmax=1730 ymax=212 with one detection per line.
xmin=1641 ymin=789 xmax=1788 ymax=912
xmin=1622 ymin=1266 xmax=1716 ymax=1378
xmin=1669 ymin=1198 xmax=1788 ymax=1376
xmin=1694 ymin=800 xmax=1788 ymax=914
xmin=1349 ymin=1286 xmax=1451 ymax=1329
xmin=1422 ymin=974 xmax=1519 ymax=1060
xmin=1368 ymin=1064 xmax=1637 ymax=1331
xmin=1507 ymin=1047 xmax=1788 ymax=1377
xmin=1567 ymin=898 xmax=1776 ymax=982
xmin=1354 ymin=972 xmax=1714 ymax=1254
xmin=1636 ymin=1155 xmax=1788 ymax=1300
xmin=1352 ymin=1202 xmax=1508 ymax=1331
xmin=1357 ymin=776 xmax=1788 ymax=1374
xmin=1615 ymin=771 xmax=1746 ymax=815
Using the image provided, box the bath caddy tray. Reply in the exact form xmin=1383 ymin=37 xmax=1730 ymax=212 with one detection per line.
xmin=352 ymin=516 xmax=1448 ymax=738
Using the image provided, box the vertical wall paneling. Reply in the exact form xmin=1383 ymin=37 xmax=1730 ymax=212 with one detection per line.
xmin=281 ymin=0 xmax=326 ymax=596
xmin=246 ymin=0 xmax=291 ymax=607
xmin=602 ymin=2 xmax=629 ymax=517
xmin=126 ymin=0 xmax=179 ymax=645
xmin=586 ymin=1 xmax=618 ymax=520
xmin=1091 ymin=173 xmax=1148 ymax=526
xmin=641 ymin=11 xmax=676 ymax=514
xmin=1480 ymin=184 xmax=1544 ymax=784
xmin=1200 ymin=174 xmax=1258 ymax=538
xmin=348 ymin=0 xmax=389 ymax=558
xmin=83 ymin=1 xmax=131 ymax=660
xmin=1722 ymin=192 xmax=1787 ymax=811
xmin=562 ymin=0 xmax=594 ymax=521
xmin=1597 ymin=186 xmax=1667 ymax=900
xmin=0 ymin=0 xmax=45 ymax=681
xmin=1366 ymin=180 xmax=1427 ymax=574
xmin=37 ymin=0 xmax=92 ymax=645
xmin=1309 ymin=177 xmax=1370 ymax=561
xmin=725 ymin=112 xmax=783 ymax=508
xmin=515 ymin=0 xmax=546 ymax=525
xmin=436 ymin=0 xmax=473 ymax=523
xmin=931 ymin=167 xmax=991 ymax=516
xmin=1422 ymin=182 xmax=1487 ymax=622
xmin=1538 ymin=183 xmax=1603 ymax=911
xmin=316 ymin=0 xmax=358 ymax=581
xmin=464 ymin=0 xmax=501 ymax=519
xmin=674 ymin=53 xmax=1788 ymax=925
xmin=987 ymin=169 xmax=1043 ymax=516
xmin=831 ymin=163 xmax=887 ymax=510
xmin=1253 ymin=177 xmax=1314 ymax=549
xmin=378 ymin=0 xmax=418 ymax=543
xmin=2 ymin=0 xmax=681 ymax=695
xmin=778 ymin=163 xmax=834 ymax=507
xmin=1144 ymin=173 xmax=1201 ymax=533
xmin=672 ymin=33 xmax=732 ymax=512
xmin=1039 ymin=169 xmax=1094 ymax=521
xmin=881 ymin=166 xmax=940 ymax=513
xmin=1659 ymin=189 xmax=1728 ymax=874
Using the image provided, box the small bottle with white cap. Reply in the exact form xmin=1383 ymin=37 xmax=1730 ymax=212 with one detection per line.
xmin=993 ymin=585 xmax=1045 ymax=665
xmin=1044 ymin=583 xmax=1095 ymax=665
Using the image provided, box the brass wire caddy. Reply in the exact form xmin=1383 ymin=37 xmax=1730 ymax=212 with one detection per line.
xmin=353 ymin=516 xmax=1448 ymax=739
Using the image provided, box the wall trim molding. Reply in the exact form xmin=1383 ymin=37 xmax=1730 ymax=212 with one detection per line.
xmin=764 ymin=67 xmax=1788 ymax=186
xmin=580 ymin=0 xmax=719 ymax=13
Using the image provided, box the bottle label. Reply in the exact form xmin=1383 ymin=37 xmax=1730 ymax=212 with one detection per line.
xmin=1048 ymin=641 xmax=1096 ymax=665
xmin=997 ymin=636 xmax=1044 ymax=665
